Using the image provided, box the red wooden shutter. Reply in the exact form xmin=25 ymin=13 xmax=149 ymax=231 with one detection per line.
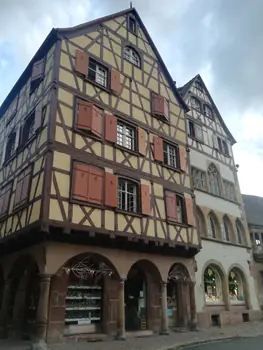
xmin=91 ymin=105 xmax=102 ymax=137
xmin=31 ymin=59 xmax=44 ymax=81
xmin=165 ymin=191 xmax=177 ymax=222
xmin=111 ymin=70 xmax=121 ymax=95
xmin=73 ymin=163 xmax=90 ymax=201
xmin=185 ymin=198 xmax=195 ymax=226
xmin=152 ymin=93 xmax=165 ymax=116
xmin=105 ymin=114 xmax=117 ymax=143
xmin=77 ymin=100 xmax=92 ymax=131
xmin=138 ymin=128 xmax=146 ymax=156
xmin=153 ymin=136 xmax=164 ymax=162
xmin=105 ymin=173 xmax=118 ymax=207
xmin=75 ymin=50 xmax=89 ymax=76
xmin=88 ymin=166 xmax=104 ymax=205
xmin=179 ymin=146 xmax=187 ymax=172
xmin=34 ymin=102 xmax=42 ymax=132
xmin=141 ymin=184 xmax=151 ymax=216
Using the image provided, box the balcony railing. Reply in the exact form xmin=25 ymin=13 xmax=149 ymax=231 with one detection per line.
xmin=252 ymin=244 xmax=263 ymax=261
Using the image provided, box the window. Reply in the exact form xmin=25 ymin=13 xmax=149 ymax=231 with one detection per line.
xmin=223 ymin=216 xmax=230 ymax=241
xmin=21 ymin=112 xmax=35 ymax=146
xmin=30 ymin=59 xmax=45 ymax=94
xmin=216 ymin=137 xmax=229 ymax=156
xmin=204 ymin=104 xmax=213 ymax=118
xmin=208 ymin=163 xmax=221 ymax=196
xmin=229 ymin=269 xmax=245 ymax=302
xmin=176 ymin=196 xmax=184 ymax=223
xmin=163 ymin=142 xmax=178 ymax=168
xmin=255 ymin=232 xmax=261 ymax=245
xmin=0 ymin=182 xmax=12 ymax=218
xmin=223 ymin=180 xmax=236 ymax=202
xmin=194 ymin=81 xmax=203 ymax=91
xmin=124 ymin=47 xmax=141 ymax=67
xmin=88 ymin=58 xmax=108 ymax=87
xmin=191 ymin=167 xmax=206 ymax=190
xmin=204 ymin=266 xmax=223 ymax=303
xmin=14 ymin=166 xmax=32 ymax=209
xmin=118 ymin=179 xmax=138 ymax=213
xmin=190 ymin=97 xmax=201 ymax=112
xmin=5 ymin=131 xmax=17 ymax=162
xmin=117 ymin=121 xmax=135 ymax=151
xmin=128 ymin=16 xmax=136 ymax=33
xmin=209 ymin=215 xmax=217 ymax=238
xmin=165 ymin=191 xmax=186 ymax=224
xmin=188 ymin=120 xmax=203 ymax=141
xmin=236 ymin=220 xmax=243 ymax=244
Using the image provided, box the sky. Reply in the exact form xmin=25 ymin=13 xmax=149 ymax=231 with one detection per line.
xmin=0 ymin=0 xmax=263 ymax=195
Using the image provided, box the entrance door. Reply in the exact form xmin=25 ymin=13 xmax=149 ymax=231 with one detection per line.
xmin=125 ymin=266 xmax=147 ymax=331
xmin=167 ymin=282 xmax=178 ymax=327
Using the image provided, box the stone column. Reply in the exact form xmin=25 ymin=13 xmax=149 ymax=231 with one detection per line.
xmin=35 ymin=274 xmax=52 ymax=341
xmin=160 ymin=281 xmax=169 ymax=335
xmin=189 ymin=282 xmax=197 ymax=330
xmin=0 ymin=280 xmax=11 ymax=338
xmin=117 ymin=278 xmax=126 ymax=340
xmin=180 ymin=282 xmax=188 ymax=328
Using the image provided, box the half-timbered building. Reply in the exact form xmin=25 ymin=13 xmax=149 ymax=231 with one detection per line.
xmin=0 ymin=8 xmax=200 ymax=344
xmin=179 ymin=75 xmax=261 ymax=328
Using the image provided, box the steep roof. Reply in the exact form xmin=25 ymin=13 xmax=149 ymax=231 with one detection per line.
xmin=0 ymin=7 xmax=188 ymax=118
xmin=243 ymin=194 xmax=263 ymax=227
xmin=178 ymin=74 xmax=236 ymax=145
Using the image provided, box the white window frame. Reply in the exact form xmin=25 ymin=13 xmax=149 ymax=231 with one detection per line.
xmin=118 ymin=179 xmax=137 ymax=213
xmin=124 ymin=47 xmax=141 ymax=67
xmin=88 ymin=59 xmax=108 ymax=87
xmin=188 ymin=120 xmax=203 ymax=141
xmin=163 ymin=142 xmax=178 ymax=168
xmin=117 ymin=121 xmax=135 ymax=151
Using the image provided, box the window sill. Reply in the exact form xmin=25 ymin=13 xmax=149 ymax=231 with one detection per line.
xmin=85 ymin=77 xmax=111 ymax=94
xmin=18 ymin=134 xmax=37 ymax=153
xmin=193 ymin=187 xmax=238 ymax=204
xmin=188 ymin=135 xmax=204 ymax=144
xmin=167 ymin=219 xmax=188 ymax=228
xmin=205 ymin=301 xmax=225 ymax=306
xmin=74 ymin=127 xmax=102 ymax=142
xmin=214 ymin=148 xmax=230 ymax=158
xmin=163 ymin=163 xmax=182 ymax=173
xmin=115 ymin=208 xmax=142 ymax=218
xmin=115 ymin=144 xmax=139 ymax=157
xmin=70 ymin=198 xmax=103 ymax=210
xmin=152 ymin=113 xmax=170 ymax=125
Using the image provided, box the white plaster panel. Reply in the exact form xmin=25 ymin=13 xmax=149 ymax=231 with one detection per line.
xmin=194 ymin=240 xmax=260 ymax=312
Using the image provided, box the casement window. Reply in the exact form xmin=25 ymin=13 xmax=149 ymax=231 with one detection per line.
xmin=194 ymin=81 xmax=203 ymax=91
xmin=88 ymin=58 xmax=108 ymax=88
xmin=153 ymin=136 xmax=187 ymax=172
xmin=163 ymin=142 xmax=179 ymax=168
xmin=128 ymin=16 xmax=136 ymax=34
xmin=75 ymin=50 xmax=121 ymax=95
xmin=76 ymin=99 xmax=103 ymax=138
xmin=165 ymin=191 xmax=195 ymax=225
xmin=0 ymin=182 xmax=12 ymax=218
xmin=191 ymin=167 xmax=206 ymax=190
xmin=208 ymin=163 xmax=221 ymax=196
xmin=124 ymin=46 xmax=141 ymax=68
xmin=5 ymin=132 xmax=16 ymax=161
xmin=152 ymin=93 xmax=169 ymax=121
xmin=217 ymin=137 xmax=229 ymax=156
xmin=30 ymin=59 xmax=45 ymax=94
xmin=14 ymin=166 xmax=32 ymax=209
xmin=118 ymin=179 xmax=138 ymax=213
xmin=20 ymin=103 xmax=43 ymax=146
xmin=223 ymin=180 xmax=236 ymax=202
xmin=117 ymin=121 xmax=136 ymax=151
xmin=190 ymin=97 xmax=201 ymax=112
xmin=204 ymin=104 xmax=213 ymax=118
xmin=187 ymin=119 xmax=203 ymax=141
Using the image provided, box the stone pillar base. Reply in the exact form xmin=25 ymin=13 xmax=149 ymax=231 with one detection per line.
xmin=116 ymin=335 xmax=126 ymax=341
xmin=30 ymin=339 xmax=48 ymax=350
xmin=160 ymin=330 xmax=170 ymax=335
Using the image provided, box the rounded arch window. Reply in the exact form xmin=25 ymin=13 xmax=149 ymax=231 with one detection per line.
xmin=204 ymin=266 xmax=223 ymax=303
xmin=236 ymin=220 xmax=243 ymax=244
xmin=223 ymin=216 xmax=231 ymax=241
xmin=190 ymin=97 xmax=201 ymax=112
xmin=208 ymin=164 xmax=221 ymax=196
xmin=124 ymin=46 xmax=141 ymax=67
xmin=229 ymin=269 xmax=245 ymax=302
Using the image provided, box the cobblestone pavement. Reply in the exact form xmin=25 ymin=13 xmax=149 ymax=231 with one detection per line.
xmin=0 ymin=322 xmax=263 ymax=350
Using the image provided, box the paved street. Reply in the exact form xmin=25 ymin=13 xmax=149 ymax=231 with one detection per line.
xmin=186 ymin=335 xmax=263 ymax=350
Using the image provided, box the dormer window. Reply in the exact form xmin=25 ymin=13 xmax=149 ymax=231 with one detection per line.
xmin=124 ymin=47 xmax=141 ymax=68
xmin=128 ymin=16 xmax=136 ymax=34
xmin=195 ymin=81 xmax=203 ymax=91
xmin=204 ymin=104 xmax=213 ymax=118
xmin=191 ymin=97 xmax=201 ymax=112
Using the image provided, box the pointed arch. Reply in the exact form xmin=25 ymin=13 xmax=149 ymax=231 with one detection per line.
xmin=196 ymin=206 xmax=207 ymax=237
xmin=124 ymin=46 xmax=141 ymax=67
xmin=208 ymin=163 xmax=221 ymax=196
xmin=207 ymin=211 xmax=220 ymax=239
xmin=236 ymin=219 xmax=245 ymax=244
xmin=222 ymin=215 xmax=234 ymax=242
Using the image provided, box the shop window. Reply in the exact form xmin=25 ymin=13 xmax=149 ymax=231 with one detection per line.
xmin=118 ymin=178 xmax=138 ymax=213
xmin=124 ymin=46 xmax=141 ymax=67
xmin=208 ymin=163 xmax=221 ymax=196
xmin=204 ymin=266 xmax=223 ymax=303
xmin=229 ymin=269 xmax=245 ymax=303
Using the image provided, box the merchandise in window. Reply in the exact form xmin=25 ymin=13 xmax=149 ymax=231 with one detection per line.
xmin=88 ymin=58 xmax=108 ymax=87
xmin=117 ymin=122 xmax=135 ymax=151
xmin=163 ymin=142 xmax=178 ymax=168
xmin=188 ymin=120 xmax=203 ymax=141
xmin=124 ymin=47 xmax=141 ymax=67
xmin=118 ymin=179 xmax=138 ymax=213
xmin=191 ymin=167 xmax=206 ymax=190
xmin=228 ymin=270 xmax=244 ymax=302
xmin=204 ymin=266 xmax=223 ymax=303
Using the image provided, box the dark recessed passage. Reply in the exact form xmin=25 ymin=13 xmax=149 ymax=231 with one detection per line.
xmin=211 ymin=314 xmax=220 ymax=327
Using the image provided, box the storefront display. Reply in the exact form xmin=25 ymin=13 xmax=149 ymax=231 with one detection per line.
xmin=204 ymin=266 xmax=222 ymax=303
xmin=229 ymin=270 xmax=244 ymax=302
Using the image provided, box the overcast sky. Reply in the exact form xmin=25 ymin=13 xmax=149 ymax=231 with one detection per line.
xmin=0 ymin=0 xmax=262 ymax=195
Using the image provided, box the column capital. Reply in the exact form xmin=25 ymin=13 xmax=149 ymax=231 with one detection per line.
xmin=189 ymin=280 xmax=196 ymax=287
xmin=161 ymin=280 xmax=168 ymax=286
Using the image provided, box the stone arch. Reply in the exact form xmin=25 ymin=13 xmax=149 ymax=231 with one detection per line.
xmin=196 ymin=206 xmax=207 ymax=238
xmin=125 ymin=259 xmax=162 ymax=332
xmin=235 ymin=219 xmax=245 ymax=245
xmin=202 ymin=260 xmax=228 ymax=306
xmin=222 ymin=215 xmax=234 ymax=242
xmin=207 ymin=211 xmax=221 ymax=239
xmin=227 ymin=264 xmax=251 ymax=309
